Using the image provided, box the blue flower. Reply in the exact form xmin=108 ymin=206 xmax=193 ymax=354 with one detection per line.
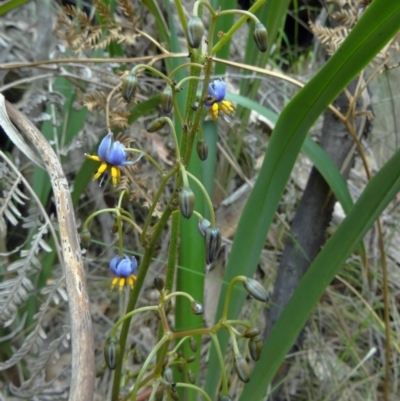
xmin=109 ymin=254 xmax=138 ymax=292
xmin=85 ymin=133 xmax=141 ymax=186
xmin=204 ymin=79 xmax=235 ymax=122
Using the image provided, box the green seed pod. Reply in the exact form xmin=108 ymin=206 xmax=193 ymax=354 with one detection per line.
xmin=121 ymin=71 xmax=138 ymax=102
xmin=186 ymin=355 xmax=196 ymax=363
xmin=170 ymin=390 xmax=179 ymax=400
xmin=248 ymin=337 xmax=263 ymax=361
xmin=243 ymin=278 xmax=268 ymax=302
xmin=198 ymin=218 xmax=211 ymax=237
xmin=154 ymin=275 xmax=165 ymax=292
xmin=146 ymin=117 xmax=167 ymax=133
xmin=80 ymin=228 xmax=91 ymax=249
xmin=187 ymin=16 xmax=205 ymax=48
xmin=179 ymin=186 xmax=195 ymax=219
xmin=204 ymin=226 xmax=221 ymax=264
xmin=188 ymin=370 xmax=196 ymax=384
xmin=191 ymin=300 xmax=204 ymax=315
xmin=253 ymin=23 xmax=268 ymax=53
xmin=161 ymin=85 xmax=173 ymax=113
xmin=233 ymin=355 xmax=250 ymax=383
xmin=190 ymin=337 xmax=197 ymax=352
xmin=196 ymin=140 xmax=208 ymax=161
xmin=243 ymin=327 xmax=261 ymax=339
xmin=218 ymin=396 xmax=233 ymax=401
xmin=104 ymin=337 xmax=120 ymax=370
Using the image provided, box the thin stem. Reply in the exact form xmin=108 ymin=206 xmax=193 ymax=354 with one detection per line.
xmin=130 ymin=336 xmax=170 ymax=401
xmin=169 ymin=63 xmax=204 ymax=79
xmin=185 ymin=169 xmax=215 ymax=226
xmin=125 ymin=149 xmax=163 ymax=175
xmin=164 ymin=291 xmax=196 ymax=304
xmin=211 ymin=0 xmax=266 ymax=55
xmin=175 ymin=382 xmax=212 ymax=401
xmin=221 ymin=276 xmax=246 ymax=321
xmin=210 ymin=334 xmax=229 ymax=396
xmin=193 ymin=0 xmax=216 ymax=17
xmin=110 ymin=306 xmax=158 ymax=337
xmin=175 ymin=76 xmax=203 ymax=91
xmin=132 ymin=64 xmax=172 ymax=85
xmin=140 ymin=166 xmax=179 ymax=244
xmin=162 ymin=117 xmax=181 ymax=161
xmin=218 ymin=9 xmax=260 ymax=25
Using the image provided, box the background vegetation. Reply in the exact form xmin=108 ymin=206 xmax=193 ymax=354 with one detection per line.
xmin=0 ymin=0 xmax=400 ymax=400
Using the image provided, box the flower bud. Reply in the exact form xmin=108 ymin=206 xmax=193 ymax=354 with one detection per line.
xmin=253 ymin=23 xmax=268 ymax=53
xmin=121 ymin=71 xmax=138 ymax=102
xmin=161 ymin=86 xmax=173 ymax=113
xmin=104 ymin=337 xmax=120 ymax=370
xmin=190 ymin=337 xmax=197 ymax=352
xmin=196 ymin=140 xmax=208 ymax=161
xmin=198 ymin=218 xmax=211 ymax=237
xmin=187 ymin=16 xmax=205 ymax=48
xmin=248 ymin=337 xmax=263 ymax=361
xmin=146 ymin=117 xmax=167 ymax=133
xmin=186 ymin=355 xmax=196 ymax=363
xmin=163 ymin=366 xmax=174 ymax=383
xmin=233 ymin=354 xmax=250 ymax=383
xmin=188 ymin=371 xmax=195 ymax=384
xmin=80 ymin=228 xmax=91 ymax=249
xmin=204 ymin=226 xmax=221 ymax=264
xmin=243 ymin=327 xmax=261 ymax=339
xmin=243 ymin=278 xmax=268 ymax=302
xmin=191 ymin=300 xmax=204 ymax=315
xmin=218 ymin=396 xmax=233 ymax=401
xmin=154 ymin=275 xmax=165 ymax=292
xmin=170 ymin=390 xmax=179 ymax=400
xmin=179 ymin=186 xmax=195 ymax=219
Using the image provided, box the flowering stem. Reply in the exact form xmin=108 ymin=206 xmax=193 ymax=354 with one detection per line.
xmin=221 ymin=276 xmax=246 ymax=321
xmin=193 ymin=0 xmax=216 ymax=18
xmin=218 ymin=9 xmax=260 ymax=25
xmin=185 ymin=170 xmax=215 ymax=226
xmin=212 ymin=0 xmax=266 ymax=55
xmin=82 ymin=208 xmax=123 ymax=230
xmin=178 ymin=162 xmax=190 ymax=187
xmin=164 ymin=291 xmax=196 ymax=304
xmin=210 ymin=334 xmax=229 ymax=396
xmin=125 ymin=148 xmax=163 ymax=175
xmin=140 ymin=166 xmax=179 ymax=245
xmin=169 ymin=63 xmax=204 ymax=79
xmin=175 ymin=382 xmax=212 ymax=401
xmin=131 ymin=64 xmax=172 ymax=85
xmin=130 ymin=336 xmax=170 ymax=401
xmin=175 ymin=76 xmax=203 ymax=91
xmin=111 ymin=203 xmax=174 ymax=401
xmin=226 ymin=324 xmax=240 ymax=356
xmin=110 ymin=306 xmax=158 ymax=337
xmin=162 ymin=117 xmax=181 ymax=161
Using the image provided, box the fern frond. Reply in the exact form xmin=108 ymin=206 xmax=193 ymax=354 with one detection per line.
xmin=331 ymin=10 xmax=358 ymax=27
xmin=309 ymin=21 xmax=350 ymax=55
xmin=109 ymin=109 xmax=130 ymax=129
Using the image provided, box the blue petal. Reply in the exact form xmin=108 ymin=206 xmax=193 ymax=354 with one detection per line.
xmin=115 ymin=255 xmax=136 ymax=277
xmin=109 ymin=255 xmax=121 ymax=275
xmin=98 ymin=133 xmax=114 ymax=161
xmin=207 ymin=80 xmax=226 ymax=103
xmin=107 ymin=141 xmax=127 ymax=165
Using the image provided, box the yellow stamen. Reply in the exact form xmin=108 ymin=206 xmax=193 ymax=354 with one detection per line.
xmin=85 ymin=154 xmax=101 ymax=162
xmin=127 ymin=275 xmax=137 ymax=289
xmin=111 ymin=166 xmax=121 ymax=186
xmin=110 ymin=277 xmax=119 ymax=291
xmin=221 ymin=101 xmax=235 ymax=115
xmin=210 ymin=103 xmax=219 ymax=122
xmin=93 ymin=162 xmax=108 ymax=181
xmin=118 ymin=278 xmax=126 ymax=292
